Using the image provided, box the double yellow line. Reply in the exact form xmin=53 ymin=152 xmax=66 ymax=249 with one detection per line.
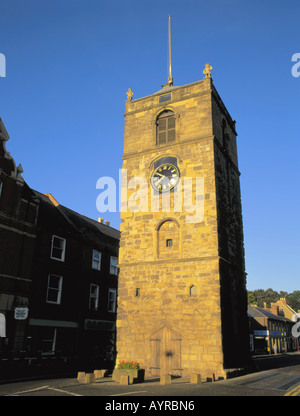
xmin=285 ymin=383 xmax=300 ymax=396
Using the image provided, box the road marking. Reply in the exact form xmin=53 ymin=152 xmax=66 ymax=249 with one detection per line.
xmin=240 ymin=371 xmax=279 ymax=386
xmin=109 ymin=391 xmax=147 ymax=396
xmin=6 ymin=385 xmax=49 ymax=396
xmin=279 ymin=376 xmax=300 ymax=391
xmin=47 ymin=387 xmax=82 ymax=396
xmin=284 ymin=383 xmax=300 ymax=396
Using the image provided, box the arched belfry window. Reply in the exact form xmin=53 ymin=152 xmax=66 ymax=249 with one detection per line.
xmin=156 ymin=110 xmax=175 ymax=145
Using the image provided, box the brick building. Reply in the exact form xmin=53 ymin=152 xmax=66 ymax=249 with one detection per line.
xmin=0 ymin=118 xmax=120 ymax=376
xmin=0 ymin=117 xmax=39 ymax=356
xmin=248 ymin=305 xmax=296 ymax=354
xmin=28 ymin=191 xmax=120 ymax=370
xmin=269 ymin=298 xmax=300 ymax=322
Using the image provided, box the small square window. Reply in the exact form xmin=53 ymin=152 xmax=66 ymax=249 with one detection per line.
xmin=166 ymin=239 xmax=173 ymax=247
xmin=92 ymin=250 xmax=101 ymax=271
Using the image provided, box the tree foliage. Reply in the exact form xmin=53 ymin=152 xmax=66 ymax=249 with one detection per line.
xmin=247 ymin=288 xmax=300 ymax=312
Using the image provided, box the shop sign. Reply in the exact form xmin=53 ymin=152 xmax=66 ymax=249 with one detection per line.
xmin=84 ymin=319 xmax=114 ymax=331
xmin=14 ymin=307 xmax=29 ymax=320
xmin=254 ymin=330 xmax=286 ymax=337
xmin=254 ymin=330 xmax=268 ymax=337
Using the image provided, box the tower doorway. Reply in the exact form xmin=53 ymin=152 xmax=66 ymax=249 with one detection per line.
xmin=150 ymin=327 xmax=181 ymax=377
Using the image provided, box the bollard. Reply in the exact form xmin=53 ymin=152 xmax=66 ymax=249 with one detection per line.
xmin=160 ymin=375 xmax=171 ymax=385
xmin=94 ymin=370 xmax=103 ymax=378
xmin=101 ymin=369 xmax=108 ymax=377
xmin=190 ymin=374 xmax=201 ymax=384
xmin=94 ymin=369 xmax=108 ymax=378
xmin=94 ymin=369 xmax=106 ymax=379
xmin=85 ymin=373 xmax=96 ymax=384
xmin=77 ymin=372 xmax=86 ymax=383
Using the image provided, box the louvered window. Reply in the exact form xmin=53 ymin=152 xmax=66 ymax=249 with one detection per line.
xmin=156 ymin=110 xmax=175 ymax=145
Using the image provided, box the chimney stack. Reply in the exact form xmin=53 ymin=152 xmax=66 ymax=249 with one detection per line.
xmin=270 ymin=303 xmax=279 ymax=316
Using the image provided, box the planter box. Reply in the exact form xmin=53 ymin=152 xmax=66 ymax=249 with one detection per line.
xmin=112 ymin=368 xmax=145 ymax=384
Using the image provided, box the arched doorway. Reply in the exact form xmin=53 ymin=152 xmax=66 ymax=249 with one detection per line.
xmin=150 ymin=327 xmax=181 ymax=377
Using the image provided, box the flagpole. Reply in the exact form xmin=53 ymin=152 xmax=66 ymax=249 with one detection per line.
xmin=168 ymin=15 xmax=173 ymax=86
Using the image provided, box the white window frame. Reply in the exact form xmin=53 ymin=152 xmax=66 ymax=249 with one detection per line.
xmin=108 ymin=288 xmax=117 ymax=312
xmin=50 ymin=235 xmax=66 ymax=262
xmin=110 ymin=256 xmax=118 ymax=275
xmin=46 ymin=274 xmax=63 ymax=304
xmin=92 ymin=250 xmax=101 ymax=271
xmin=89 ymin=284 xmax=99 ymax=310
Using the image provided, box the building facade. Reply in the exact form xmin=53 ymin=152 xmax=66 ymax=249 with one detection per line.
xmin=116 ymin=66 xmax=250 ymax=380
xmin=248 ymin=305 xmax=296 ymax=354
xmin=0 ymin=118 xmax=39 ymax=356
xmin=0 ymin=118 xmax=120 ymax=376
xmin=28 ymin=191 xmax=120 ymax=370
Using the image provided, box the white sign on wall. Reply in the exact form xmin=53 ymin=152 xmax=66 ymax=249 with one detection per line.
xmin=14 ymin=307 xmax=29 ymax=320
xmin=0 ymin=313 xmax=5 ymax=337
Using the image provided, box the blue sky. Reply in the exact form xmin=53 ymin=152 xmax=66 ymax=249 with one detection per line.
xmin=0 ymin=0 xmax=299 ymax=293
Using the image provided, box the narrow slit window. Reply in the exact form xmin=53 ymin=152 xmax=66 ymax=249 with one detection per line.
xmin=190 ymin=285 xmax=197 ymax=296
xmin=166 ymin=239 xmax=173 ymax=247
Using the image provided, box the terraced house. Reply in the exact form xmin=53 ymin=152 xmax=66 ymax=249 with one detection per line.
xmin=0 ymin=118 xmax=120 ymax=377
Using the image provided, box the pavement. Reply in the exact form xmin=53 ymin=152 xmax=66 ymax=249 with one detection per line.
xmin=0 ymin=352 xmax=300 ymax=399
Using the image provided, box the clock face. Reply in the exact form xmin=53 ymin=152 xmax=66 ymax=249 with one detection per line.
xmin=150 ymin=163 xmax=180 ymax=193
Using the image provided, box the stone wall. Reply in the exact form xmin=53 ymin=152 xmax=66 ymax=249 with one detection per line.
xmin=116 ymin=76 xmax=250 ymax=378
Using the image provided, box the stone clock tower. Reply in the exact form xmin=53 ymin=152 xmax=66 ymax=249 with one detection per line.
xmin=116 ymin=64 xmax=250 ymax=380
